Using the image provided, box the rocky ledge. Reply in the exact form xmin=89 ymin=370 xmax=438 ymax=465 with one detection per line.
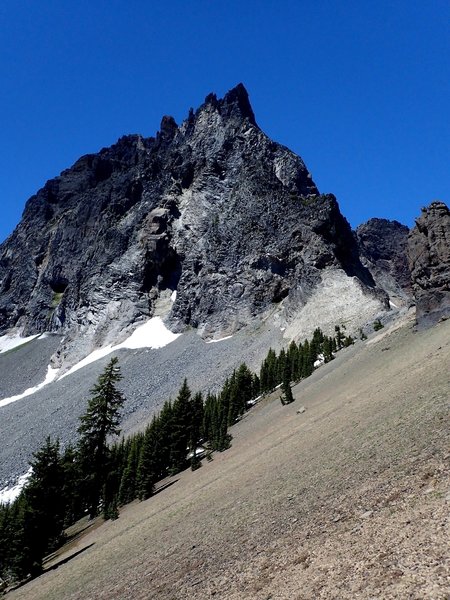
xmin=408 ymin=201 xmax=450 ymax=328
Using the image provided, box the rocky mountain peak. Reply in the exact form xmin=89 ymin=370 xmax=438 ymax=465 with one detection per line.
xmin=157 ymin=115 xmax=178 ymax=143
xmin=0 ymin=84 xmax=388 ymax=369
xmin=408 ymin=200 xmax=450 ymax=328
xmin=202 ymin=82 xmax=256 ymax=126
xmin=356 ymin=218 xmax=412 ymax=304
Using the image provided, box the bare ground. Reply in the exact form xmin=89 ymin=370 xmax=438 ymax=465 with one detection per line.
xmin=8 ymin=315 xmax=450 ymax=599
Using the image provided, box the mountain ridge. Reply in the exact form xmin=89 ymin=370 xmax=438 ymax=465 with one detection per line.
xmin=0 ymin=83 xmax=388 ymax=373
xmin=5 ymin=84 xmax=447 ymax=493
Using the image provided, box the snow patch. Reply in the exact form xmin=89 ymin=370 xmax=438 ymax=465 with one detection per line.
xmin=187 ymin=446 xmax=207 ymax=460
xmin=0 ymin=468 xmax=32 ymax=504
xmin=206 ymin=335 xmax=233 ymax=344
xmin=61 ymin=317 xmax=181 ymax=379
xmin=0 ymin=333 xmax=41 ymax=354
xmin=170 ymin=290 xmax=177 ymax=302
xmin=0 ymin=366 xmax=59 ymax=408
xmin=314 ymin=353 xmax=325 ymax=368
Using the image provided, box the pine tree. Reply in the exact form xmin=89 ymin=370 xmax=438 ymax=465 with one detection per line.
xmin=155 ymin=400 xmax=174 ymax=478
xmin=322 ymin=336 xmax=334 ymax=363
xmin=17 ymin=437 xmax=66 ymax=577
xmin=118 ymin=435 xmax=141 ymax=506
xmin=279 ymin=364 xmax=294 ymax=405
xmin=287 ymin=340 xmax=298 ymax=381
xmin=136 ymin=424 xmax=157 ymax=500
xmin=77 ymin=357 xmax=125 ymax=518
xmin=0 ymin=495 xmax=26 ymax=582
xmin=251 ymin=373 xmax=260 ymax=399
xmin=335 ymin=325 xmax=344 ymax=349
xmin=169 ymin=379 xmax=192 ymax=473
xmin=60 ymin=444 xmax=83 ymax=526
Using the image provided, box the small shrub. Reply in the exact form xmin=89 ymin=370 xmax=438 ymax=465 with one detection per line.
xmin=373 ymin=319 xmax=384 ymax=331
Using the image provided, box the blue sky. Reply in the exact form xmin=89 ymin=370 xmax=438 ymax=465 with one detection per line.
xmin=1 ymin=1 xmax=449 ymax=243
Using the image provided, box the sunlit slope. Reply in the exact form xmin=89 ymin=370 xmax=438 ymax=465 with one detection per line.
xmin=8 ymin=316 xmax=450 ymax=600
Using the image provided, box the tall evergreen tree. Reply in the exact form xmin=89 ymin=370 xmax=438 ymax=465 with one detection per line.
xmin=77 ymin=356 xmax=125 ymax=518
xmin=169 ymin=379 xmax=192 ymax=473
xmin=279 ymin=365 xmax=294 ymax=405
xmin=136 ymin=423 xmax=158 ymax=500
xmin=17 ymin=437 xmax=66 ymax=577
xmin=118 ymin=435 xmax=142 ymax=506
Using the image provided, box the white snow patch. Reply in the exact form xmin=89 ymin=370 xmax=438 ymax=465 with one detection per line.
xmin=187 ymin=446 xmax=207 ymax=460
xmin=313 ymin=353 xmax=325 ymax=368
xmin=0 ymin=333 xmax=40 ymax=354
xmin=0 ymin=468 xmax=32 ymax=504
xmin=60 ymin=346 xmax=114 ymax=379
xmin=0 ymin=366 xmax=59 ymax=408
xmin=206 ymin=335 xmax=233 ymax=344
xmin=389 ymin=300 xmax=399 ymax=309
xmin=61 ymin=317 xmax=181 ymax=380
xmin=170 ymin=290 xmax=177 ymax=302
xmin=116 ymin=317 xmax=180 ymax=350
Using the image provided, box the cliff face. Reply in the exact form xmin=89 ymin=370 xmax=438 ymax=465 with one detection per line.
xmin=356 ymin=218 xmax=412 ymax=305
xmin=0 ymin=84 xmax=383 ymax=366
xmin=408 ymin=201 xmax=450 ymax=328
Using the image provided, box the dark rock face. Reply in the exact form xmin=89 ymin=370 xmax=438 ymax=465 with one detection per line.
xmin=0 ymin=83 xmax=380 ymax=366
xmin=408 ymin=201 xmax=450 ymax=328
xmin=356 ymin=218 xmax=412 ymax=304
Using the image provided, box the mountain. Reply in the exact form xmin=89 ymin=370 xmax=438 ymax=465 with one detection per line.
xmin=0 ymin=84 xmax=386 ymax=371
xmin=0 ymin=84 xmax=413 ymax=488
xmin=5 ymin=311 xmax=450 ymax=600
xmin=356 ymin=218 xmax=412 ymax=306
xmin=408 ymin=201 xmax=450 ymax=328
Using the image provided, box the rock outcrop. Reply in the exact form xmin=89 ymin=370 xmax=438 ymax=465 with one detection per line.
xmin=356 ymin=218 xmax=412 ymax=305
xmin=0 ymin=83 xmax=385 ymax=368
xmin=408 ymin=201 xmax=450 ymax=328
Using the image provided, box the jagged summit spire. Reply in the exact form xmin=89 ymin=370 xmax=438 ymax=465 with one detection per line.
xmin=203 ymin=83 xmax=256 ymax=126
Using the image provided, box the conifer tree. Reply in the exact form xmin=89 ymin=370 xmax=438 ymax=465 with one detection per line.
xmin=77 ymin=356 xmax=125 ymax=518
xmin=118 ymin=435 xmax=141 ymax=506
xmin=169 ymin=379 xmax=192 ymax=473
xmin=277 ymin=348 xmax=287 ymax=384
xmin=287 ymin=340 xmax=298 ymax=380
xmin=251 ymin=373 xmax=260 ymax=398
xmin=279 ymin=365 xmax=294 ymax=405
xmin=301 ymin=339 xmax=313 ymax=377
xmin=17 ymin=437 xmax=66 ymax=577
xmin=136 ymin=424 xmax=157 ymax=500
xmin=152 ymin=400 xmax=173 ymax=479
xmin=60 ymin=443 xmax=83 ymax=526
xmin=322 ymin=336 xmax=334 ymax=363
xmin=335 ymin=325 xmax=344 ymax=349
xmin=190 ymin=391 xmax=204 ymax=452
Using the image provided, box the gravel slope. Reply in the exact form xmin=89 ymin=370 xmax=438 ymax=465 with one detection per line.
xmin=0 ymin=322 xmax=284 ymax=486
xmin=7 ymin=315 xmax=450 ymax=599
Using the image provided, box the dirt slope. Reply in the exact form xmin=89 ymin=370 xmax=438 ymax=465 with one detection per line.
xmin=8 ymin=315 xmax=450 ymax=599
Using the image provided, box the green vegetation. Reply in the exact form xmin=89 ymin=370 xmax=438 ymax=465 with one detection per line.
xmin=77 ymin=357 xmax=125 ymax=518
xmin=51 ymin=292 xmax=64 ymax=308
xmin=373 ymin=319 xmax=384 ymax=331
xmin=0 ymin=323 xmax=357 ymax=585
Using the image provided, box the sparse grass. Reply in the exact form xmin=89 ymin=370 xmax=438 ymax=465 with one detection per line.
xmin=51 ymin=292 xmax=64 ymax=308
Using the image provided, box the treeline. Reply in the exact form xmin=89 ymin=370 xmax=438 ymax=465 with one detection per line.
xmin=0 ymin=325 xmax=353 ymax=585
xmin=260 ymin=325 xmax=353 ymax=393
